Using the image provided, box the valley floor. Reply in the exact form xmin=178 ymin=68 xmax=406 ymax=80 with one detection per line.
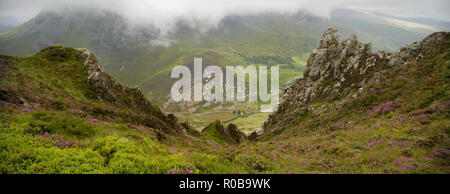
xmin=174 ymin=112 xmax=269 ymax=134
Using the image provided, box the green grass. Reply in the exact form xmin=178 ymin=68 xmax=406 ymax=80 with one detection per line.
xmin=174 ymin=112 xmax=235 ymax=130
xmin=0 ymin=46 xmax=264 ymax=174
xmin=0 ymin=33 xmax=448 ymax=174
xmin=256 ymin=34 xmax=450 ymax=173
xmin=0 ymin=111 xmax=258 ymax=174
xmin=225 ymin=112 xmax=270 ymax=134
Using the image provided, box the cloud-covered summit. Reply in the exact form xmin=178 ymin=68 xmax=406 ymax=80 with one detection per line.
xmin=1 ymin=0 xmax=449 ymax=27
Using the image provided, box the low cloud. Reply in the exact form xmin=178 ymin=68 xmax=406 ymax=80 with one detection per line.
xmin=0 ymin=0 xmax=448 ymax=42
xmin=1 ymin=0 xmax=449 ymax=22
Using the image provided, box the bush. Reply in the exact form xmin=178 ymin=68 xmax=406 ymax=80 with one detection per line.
xmin=27 ymin=112 xmax=97 ymax=138
xmin=189 ymin=153 xmax=237 ymax=174
xmin=234 ymin=154 xmax=272 ymax=171
xmin=37 ymin=45 xmax=78 ymax=62
xmin=0 ymin=124 xmax=106 ymax=174
xmin=93 ymin=136 xmax=191 ymax=174
xmin=56 ymin=117 xmax=96 ymax=138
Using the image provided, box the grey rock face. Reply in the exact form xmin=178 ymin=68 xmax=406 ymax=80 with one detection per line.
xmin=262 ymin=28 xmax=444 ymax=135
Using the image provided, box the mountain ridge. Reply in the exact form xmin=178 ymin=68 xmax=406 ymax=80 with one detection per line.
xmin=0 ymin=8 xmax=437 ymax=108
xmin=262 ymin=28 xmax=448 ymax=136
xmin=0 ymin=45 xmax=193 ymax=136
xmin=0 ymin=28 xmax=448 ymax=174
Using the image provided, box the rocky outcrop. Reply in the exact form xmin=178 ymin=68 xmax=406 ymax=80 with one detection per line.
xmin=225 ymin=123 xmax=247 ymax=143
xmin=202 ymin=121 xmax=247 ymax=144
xmin=78 ymin=48 xmax=158 ymax=113
xmin=262 ymin=28 xmax=446 ymax=134
xmin=77 ymin=48 xmax=192 ymax=135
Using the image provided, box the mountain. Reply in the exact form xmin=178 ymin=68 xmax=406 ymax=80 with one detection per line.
xmin=0 ymin=8 xmax=439 ymax=108
xmin=262 ymin=28 xmax=449 ymax=134
xmin=0 ymin=45 xmax=190 ymax=135
xmin=0 ymin=24 xmax=15 ymax=33
xmin=258 ymin=29 xmax=449 ymax=173
xmin=1 ymin=29 xmax=448 ymax=173
xmin=0 ymin=46 xmax=248 ymax=173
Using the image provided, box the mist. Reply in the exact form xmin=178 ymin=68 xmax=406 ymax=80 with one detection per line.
xmin=0 ymin=0 xmax=449 ymax=46
xmin=1 ymin=0 xmax=449 ymax=25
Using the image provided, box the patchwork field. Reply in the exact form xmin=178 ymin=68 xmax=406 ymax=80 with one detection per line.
xmin=226 ymin=112 xmax=270 ymax=134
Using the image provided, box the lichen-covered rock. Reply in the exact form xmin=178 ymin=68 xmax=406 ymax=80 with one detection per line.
xmin=262 ymin=28 xmax=446 ymax=135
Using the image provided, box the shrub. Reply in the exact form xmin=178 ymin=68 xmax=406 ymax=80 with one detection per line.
xmin=93 ymin=136 xmax=192 ymax=174
xmin=189 ymin=153 xmax=236 ymax=174
xmin=55 ymin=117 xmax=96 ymax=138
xmin=37 ymin=45 xmax=78 ymax=62
xmin=26 ymin=112 xmax=96 ymax=138
xmin=234 ymin=154 xmax=272 ymax=171
xmin=0 ymin=124 xmax=106 ymax=174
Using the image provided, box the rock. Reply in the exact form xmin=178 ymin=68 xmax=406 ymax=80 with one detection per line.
xmin=202 ymin=121 xmax=247 ymax=144
xmin=260 ymin=28 xmax=447 ymax=135
xmin=248 ymin=132 xmax=258 ymax=141
xmin=76 ymin=48 xmax=192 ymax=135
xmin=333 ymin=82 xmax=341 ymax=89
xmin=226 ymin=123 xmax=246 ymax=143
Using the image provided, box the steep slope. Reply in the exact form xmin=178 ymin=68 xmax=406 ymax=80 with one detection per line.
xmin=0 ymin=46 xmax=268 ymax=174
xmin=252 ymin=29 xmax=449 ymax=173
xmin=0 ymin=45 xmax=188 ymax=135
xmin=263 ymin=28 xmax=448 ymax=134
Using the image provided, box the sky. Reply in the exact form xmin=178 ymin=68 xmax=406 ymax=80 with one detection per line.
xmin=0 ymin=0 xmax=449 ymax=26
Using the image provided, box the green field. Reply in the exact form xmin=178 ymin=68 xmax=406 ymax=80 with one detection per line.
xmin=174 ymin=111 xmax=270 ymax=134
xmin=226 ymin=112 xmax=270 ymax=134
xmin=174 ymin=112 xmax=235 ymax=129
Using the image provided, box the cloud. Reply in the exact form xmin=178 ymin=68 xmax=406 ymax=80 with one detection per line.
xmin=1 ymin=0 xmax=448 ymax=22
xmin=0 ymin=0 xmax=448 ymax=38
xmin=346 ymin=0 xmax=450 ymax=20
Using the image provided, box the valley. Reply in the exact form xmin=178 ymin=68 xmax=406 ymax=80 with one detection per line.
xmin=0 ymin=8 xmax=438 ymax=109
xmin=174 ymin=111 xmax=270 ymax=134
xmin=0 ymin=29 xmax=448 ymax=174
xmin=0 ymin=3 xmax=448 ymax=174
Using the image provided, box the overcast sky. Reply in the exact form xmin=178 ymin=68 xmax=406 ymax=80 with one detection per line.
xmin=0 ymin=0 xmax=449 ymax=26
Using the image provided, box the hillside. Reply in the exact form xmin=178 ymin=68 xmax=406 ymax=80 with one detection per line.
xmin=0 ymin=8 xmax=437 ymax=108
xmin=258 ymin=29 xmax=449 ymax=173
xmin=0 ymin=46 xmax=220 ymax=173
xmin=0 ymin=46 xmax=190 ymax=134
xmin=0 ymin=29 xmax=449 ymax=174
xmin=0 ymin=46 xmax=275 ymax=173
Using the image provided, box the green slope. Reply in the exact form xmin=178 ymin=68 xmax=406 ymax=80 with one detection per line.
xmin=0 ymin=30 xmax=448 ymax=173
xmin=0 ymin=9 xmax=436 ymax=108
xmin=257 ymin=32 xmax=450 ymax=173
xmin=0 ymin=46 xmax=250 ymax=173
